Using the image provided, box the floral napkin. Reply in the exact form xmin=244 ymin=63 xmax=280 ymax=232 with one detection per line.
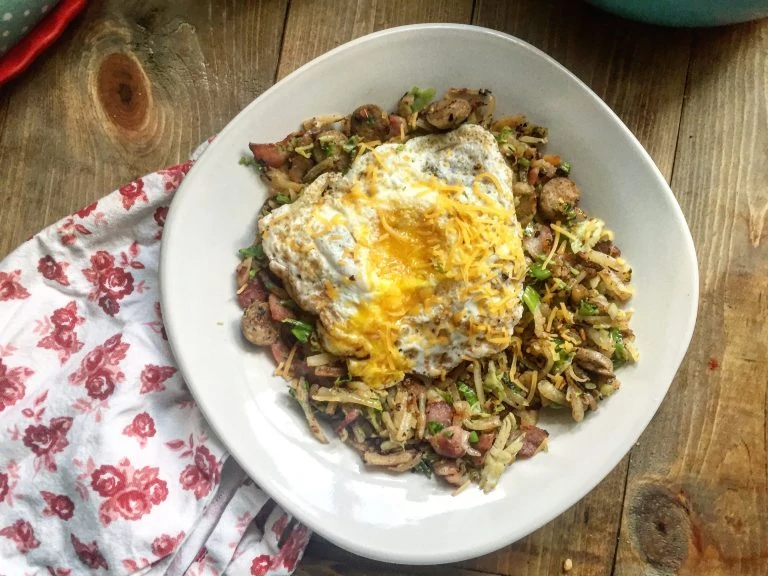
xmin=0 ymin=140 xmax=310 ymax=575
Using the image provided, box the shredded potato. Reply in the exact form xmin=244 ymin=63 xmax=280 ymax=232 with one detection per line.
xmin=237 ymin=86 xmax=638 ymax=493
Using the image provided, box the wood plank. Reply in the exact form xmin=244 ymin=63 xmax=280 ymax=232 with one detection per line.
xmin=474 ymin=0 xmax=691 ymax=181
xmin=276 ymin=0 xmax=474 ymax=79
xmin=295 ymin=555 xmax=500 ymax=576
xmin=0 ymin=0 xmax=289 ymax=260
xmin=466 ymin=2 xmax=692 ymax=575
xmin=614 ymin=19 xmax=768 ymax=576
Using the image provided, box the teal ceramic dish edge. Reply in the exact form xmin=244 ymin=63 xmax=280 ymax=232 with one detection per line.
xmin=587 ymin=0 xmax=768 ymax=27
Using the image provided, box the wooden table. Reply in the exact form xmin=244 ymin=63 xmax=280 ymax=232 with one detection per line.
xmin=1 ymin=1 xmax=766 ymax=574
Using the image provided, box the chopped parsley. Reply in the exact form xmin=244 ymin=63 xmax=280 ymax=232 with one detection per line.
xmin=562 ymin=202 xmax=577 ymax=221
xmin=412 ymin=460 xmax=432 ymax=478
xmin=282 ymin=319 xmax=313 ymax=343
xmin=458 ymin=381 xmax=479 ymax=406
xmin=557 ymin=160 xmax=571 ymax=176
xmin=238 ymin=244 xmax=265 ymax=260
xmin=342 ymin=136 xmax=360 ymax=154
xmin=274 ymin=194 xmax=292 ymax=205
xmin=578 ymin=300 xmax=599 ymax=316
xmin=239 ymin=155 xmax=264 ymax=172
xmin=427 ymin=421 xmax=444 ymax=435
xmin=468 ymin=431 xmax=479 ymax=443
xmin=611 ymin=328 xmax=627 ymax=365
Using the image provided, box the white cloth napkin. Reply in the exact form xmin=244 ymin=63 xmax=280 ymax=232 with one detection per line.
xmin=0 ymin=141 xmax=310 ymax=575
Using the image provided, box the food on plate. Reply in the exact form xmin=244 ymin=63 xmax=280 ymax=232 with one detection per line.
xmin=236 ymin=87 xmax=638 ymax=493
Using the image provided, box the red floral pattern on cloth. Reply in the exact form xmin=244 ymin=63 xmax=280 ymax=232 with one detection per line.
xmin=123 ymin=412 xmax=157 ymax=448
xmin=0 ymin=143 xmax=308 ymax=574
xmin=36 ymin=301 xmax=85 ymax=364
xmin=37 ymin=255 xmax=71 ymax=286
xmin=140 ymin=363 xmax=177 ymax=394
xmin=41 ymin=491 xmax=76 ymax=520
xmin=91 ymin=459 xmax=169 ymax=525
xmin=0 ymin=358 xmax=33 ymax=412
xmin=0 ymin=270 xmax=31 ymax=301
xmin=0 ymin=519 xmax=40 ymax=553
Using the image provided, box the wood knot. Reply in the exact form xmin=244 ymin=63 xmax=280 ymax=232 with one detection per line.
xmin=629 ymin=483 xmax=691 ymax=572
xmin=96 ymin=53 xmax=150 ymax=131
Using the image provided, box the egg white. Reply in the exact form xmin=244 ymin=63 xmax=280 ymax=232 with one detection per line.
xmin=260 ymin=124 xmax=525 ymax=387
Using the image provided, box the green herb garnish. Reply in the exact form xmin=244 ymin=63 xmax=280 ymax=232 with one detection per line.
xmin=528 ymin=263 xmax=551 ymax=281
xmin=578 ymin=300 xmax=599 ymax=316
xmin=611 ymin=328 xmax=626 ymax=365
xmin=275 ymin=194 xmax=292 ymax=205
xmin=238 ymin=244 xmax=265 ymax=260
xmin=458 ymin=382 xmax=479 ymax=406
xmin=248 ymin=268 xmax=257 ymax=279
xmin=282 ymin=318 xmax=313 ymax=343
xmin=522 ymin=286 xmax=541 ymax=313
xmin=496 ymin=126 xmax=512 ymax=143
xmin=412 ymin=460 xmax=432 ymax=478
xmin=342 ymin=136 xmax=360 ymax=154
xmin=240 ymin=155 xmax=264 ymax=173
xmin=427 ymin=421 xmax=444 ymax=435
xmin=518 ymin=157 xmax=531 ymax=168
xmin=562 ymin=202 xmax=577 ymax=221
xmin=557 ymin=160 xmax=571 ymax=176
xmin=468 ymin=431 xmax=479 ymax=443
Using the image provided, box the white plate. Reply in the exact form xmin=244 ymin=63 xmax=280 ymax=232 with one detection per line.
xmin=160 ymin=24 xmax=698 ymax=564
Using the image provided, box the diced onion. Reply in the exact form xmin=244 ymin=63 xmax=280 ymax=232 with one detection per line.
xmin=306 ymin=353 xmax=334 ymax=367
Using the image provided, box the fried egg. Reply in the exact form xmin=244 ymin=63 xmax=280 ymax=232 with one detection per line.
xmin=259 ymin=123 xmax=526 ymax=388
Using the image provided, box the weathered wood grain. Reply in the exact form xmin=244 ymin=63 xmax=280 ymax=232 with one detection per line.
xmin=474 ymin=0 xmax=691 ymax=182
xmin=2 ymin=1 xmax=764 ymax=575
xmin=0 ymin=0 xmax=289 ymax=260
xmin=442 ymin=3 xmax=692 ymax=575
xmin=614 ymin=19 xmax=768 ymax=576
xmin=296 ymin=556 xmax=500 ymax=576
xmin=276 ymin=0 xmax=474 ymax=79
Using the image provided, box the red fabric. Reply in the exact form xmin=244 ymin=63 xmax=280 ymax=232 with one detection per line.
xmin=0 ymin=0 xmax=88 ymax=87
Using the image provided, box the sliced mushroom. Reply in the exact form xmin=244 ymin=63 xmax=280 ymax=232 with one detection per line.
xmin=573 ymin=348 xmax=614 ymax=377
xmin=398 ymin=91 xmax=416 ymax=118
xmin=363 ymin=450 xmax=414 ymax=467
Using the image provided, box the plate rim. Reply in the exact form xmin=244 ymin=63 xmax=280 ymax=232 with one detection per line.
xmin=160 ymin=22 xmax=700 ymax=564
